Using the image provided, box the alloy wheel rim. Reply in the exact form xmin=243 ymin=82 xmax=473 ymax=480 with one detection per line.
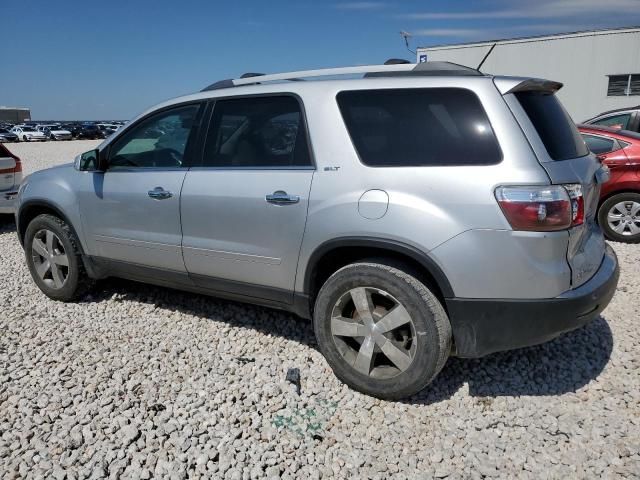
xmin=607 ymin=201 xmax=640 ymax=236
xmin=330 ymin=286 xmax=417 ymax=379
xmin=31 ymin=229 xmax=69 ymax=289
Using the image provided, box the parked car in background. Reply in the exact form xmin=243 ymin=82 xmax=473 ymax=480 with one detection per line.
xmin=583 ymin=106 xmax=640 ymax=132
xmin=579 ymin=124 xmax=640 ymax=243
xmin=97 ymin=123 xmax=119 ymax=138
xmin=10 ymin=126 xmax=47 ymax=142
xmin=61 ymin=123 xmax=82 ymax=139
xmin=76 ymin=124 xmax=105 ymax=140
xmin=0 ymin=128 xmax=19 ymax=143
xmin=42 ymin=125 xmax=73 ymax=141
xmin=0 ymin=144 xmax=22 ymax=214
xmin=15 ymin=62 xmax=618 ymax=399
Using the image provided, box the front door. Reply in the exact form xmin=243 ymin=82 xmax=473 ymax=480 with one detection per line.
xmin=180 ymin=95 xmax=314 ymax=302
xmin=78 ymin=103 xmax=203 ymax=272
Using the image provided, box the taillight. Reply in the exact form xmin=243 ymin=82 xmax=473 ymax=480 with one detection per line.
xmin=0 ymin=152 xmax=21 ymax=174
xmin=564 ymin=184 xmax=584 ymax=227
xmin=495 ymin=185 xmax=577 ymax=231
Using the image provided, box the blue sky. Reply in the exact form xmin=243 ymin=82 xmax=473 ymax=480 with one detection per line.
xmin=2 ymin=0 xmax=639 ymax=120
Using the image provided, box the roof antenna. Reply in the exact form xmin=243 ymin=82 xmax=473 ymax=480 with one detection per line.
xmin=476 ymin=43 xmax=497 ymax=72
xmin=400 ymin=31 xmax=416 ymax=55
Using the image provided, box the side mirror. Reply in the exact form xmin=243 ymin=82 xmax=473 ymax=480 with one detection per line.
xmin=74 ymin=149 xmax=107 ymax=172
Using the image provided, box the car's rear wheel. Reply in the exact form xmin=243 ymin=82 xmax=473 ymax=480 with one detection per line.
xmin=599 ymin=192 xmax=640 ymax=244
xmin=313 ymin=261 xmax=451 ymax=400
xmin=24 ymin=214 xmax=93 ymax=301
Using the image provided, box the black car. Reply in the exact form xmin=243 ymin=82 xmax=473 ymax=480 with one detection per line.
xmin=60 ymin=124 xmax=83 ymax=139
xmin=0 ymin=128 xmax=19 ymax=143
xmin=76 ymin=124 xmax=105 ymax=140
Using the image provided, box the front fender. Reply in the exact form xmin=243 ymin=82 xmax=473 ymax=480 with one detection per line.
xmin=17 ymin=168 xmax=87 ymax=252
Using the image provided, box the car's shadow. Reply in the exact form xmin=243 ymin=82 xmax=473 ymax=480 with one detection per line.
xmin=83 ymin=277 xmax=613 ymax=405
xmin=1 ymin=215 xmax=613 ymax=404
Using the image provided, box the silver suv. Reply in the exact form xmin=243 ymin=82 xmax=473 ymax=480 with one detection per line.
xmin=15 ymin=62 xmax=619 ymax=399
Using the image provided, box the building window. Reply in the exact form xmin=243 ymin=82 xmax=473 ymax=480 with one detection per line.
xmin=607 ymin=74 xmax=640 ymax=96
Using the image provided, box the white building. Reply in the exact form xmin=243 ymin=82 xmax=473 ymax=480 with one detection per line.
xmin=417 ymin=27 xmax=640 ymax=122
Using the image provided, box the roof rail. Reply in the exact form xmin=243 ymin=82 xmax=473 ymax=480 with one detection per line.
xmin=200 ymin=61 xmax=483 ymax=92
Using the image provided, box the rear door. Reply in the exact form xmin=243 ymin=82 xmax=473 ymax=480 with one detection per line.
xmin=0 ymin=145 xmax=16 ymax=191
xmin=180 ymin=94 xmax=314 ymax=302
xmin=502 ymin=85 xmax=607 ymax=288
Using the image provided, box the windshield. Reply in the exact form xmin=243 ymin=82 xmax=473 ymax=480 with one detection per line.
xmin=21 ymin=127 xmax=36 ymax=132
xmin=0 ymin=129 xmax=9 ymax=133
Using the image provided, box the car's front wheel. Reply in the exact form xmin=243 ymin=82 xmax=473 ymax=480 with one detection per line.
xmin=599 ymin=192 xmax=640 ymax=243
xmin=313 ymin=261 xmax=452 ymax=400
xmin=24 ymin=214 xmax=93 ymax=301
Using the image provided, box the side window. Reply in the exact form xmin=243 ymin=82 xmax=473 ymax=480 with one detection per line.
xmin=336 ymin=88 xmax=502 ymax=167
xmin=203 ymin=96 xmax=311 ymax=168
xmin=592 ymin=113 xmax=632 ymax=130
xmin=582 ymin=134 xmax=616 ymax=155
xmin=108 ymin=104 xmax=200 ymax=169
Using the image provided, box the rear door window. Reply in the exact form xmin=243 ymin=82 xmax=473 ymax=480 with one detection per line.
xmin=203 ymin=95 xmax=312 ymax=168
xmin=581 ymin=134 xmax=617 ymax=155
xmin=336 ymin=88 xmax=502 ymax=167
xmin=514 ymin=91 xmax=588 ymax=160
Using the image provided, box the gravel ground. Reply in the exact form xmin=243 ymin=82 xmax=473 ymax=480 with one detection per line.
xmin=1 ymin=143 xmax=639 ymax=479
xmin=5 ymin=140 xmax=102 ymax=177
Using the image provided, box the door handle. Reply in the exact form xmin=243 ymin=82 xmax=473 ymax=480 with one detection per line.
xmin=265 ymin=190 xmax=300 ymax=205
xmin=148 ymin=187 xmax=173 ymax=200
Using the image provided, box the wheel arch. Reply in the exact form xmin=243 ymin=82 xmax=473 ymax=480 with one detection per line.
xmin=17 ymin=200 xmax=85 ymax=254
xmin=599 ymin=187 xmax=640 ymax=207
xmin=303 ymin=237 xmax=454 ymax=305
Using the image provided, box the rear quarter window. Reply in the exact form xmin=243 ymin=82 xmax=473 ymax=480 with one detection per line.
xmin=336 ymin=88 xmax=502 ymax=167
xmin=515 ymin=91 xmax=588 ymax=161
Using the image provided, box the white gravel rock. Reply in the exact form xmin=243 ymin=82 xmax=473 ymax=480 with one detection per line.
xmin=0 ymin=142 xmax=639 ymax=478
xmin=5 ymin=140 xmax=102 ymax=176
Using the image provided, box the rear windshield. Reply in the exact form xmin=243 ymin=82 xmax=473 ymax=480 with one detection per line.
xmin=337 ymin=88 xmax=502 ymax=167
xmin=515 ymin=91 xmax=588 ymax=160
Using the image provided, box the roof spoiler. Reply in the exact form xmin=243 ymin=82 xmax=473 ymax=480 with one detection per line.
xmin=494 ymin=77 xmax=563 ymax=95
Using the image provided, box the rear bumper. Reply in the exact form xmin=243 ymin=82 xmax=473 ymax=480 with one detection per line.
xmin=446 ymin=244 xmax=619 ymax=358
xmin=0 ymin=189 xmax=19 ymax=214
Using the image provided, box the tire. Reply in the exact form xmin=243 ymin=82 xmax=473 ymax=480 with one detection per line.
xmin=598 ymin=192 xmax=640 ymax=244
xmin=24 ymin=214 xmax=93 ymax=301
xmin=22 ymin=135 xmax=28 ymax=142
xmin=313 ymin=261 xmax=452 ymax=400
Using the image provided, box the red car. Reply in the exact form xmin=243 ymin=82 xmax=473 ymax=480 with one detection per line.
xmin=578 ymin=124 xmax=640 ymax=243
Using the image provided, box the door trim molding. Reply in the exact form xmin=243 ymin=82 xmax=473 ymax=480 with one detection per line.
xmin=85 ymin=256 xmax=311 ymax=317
